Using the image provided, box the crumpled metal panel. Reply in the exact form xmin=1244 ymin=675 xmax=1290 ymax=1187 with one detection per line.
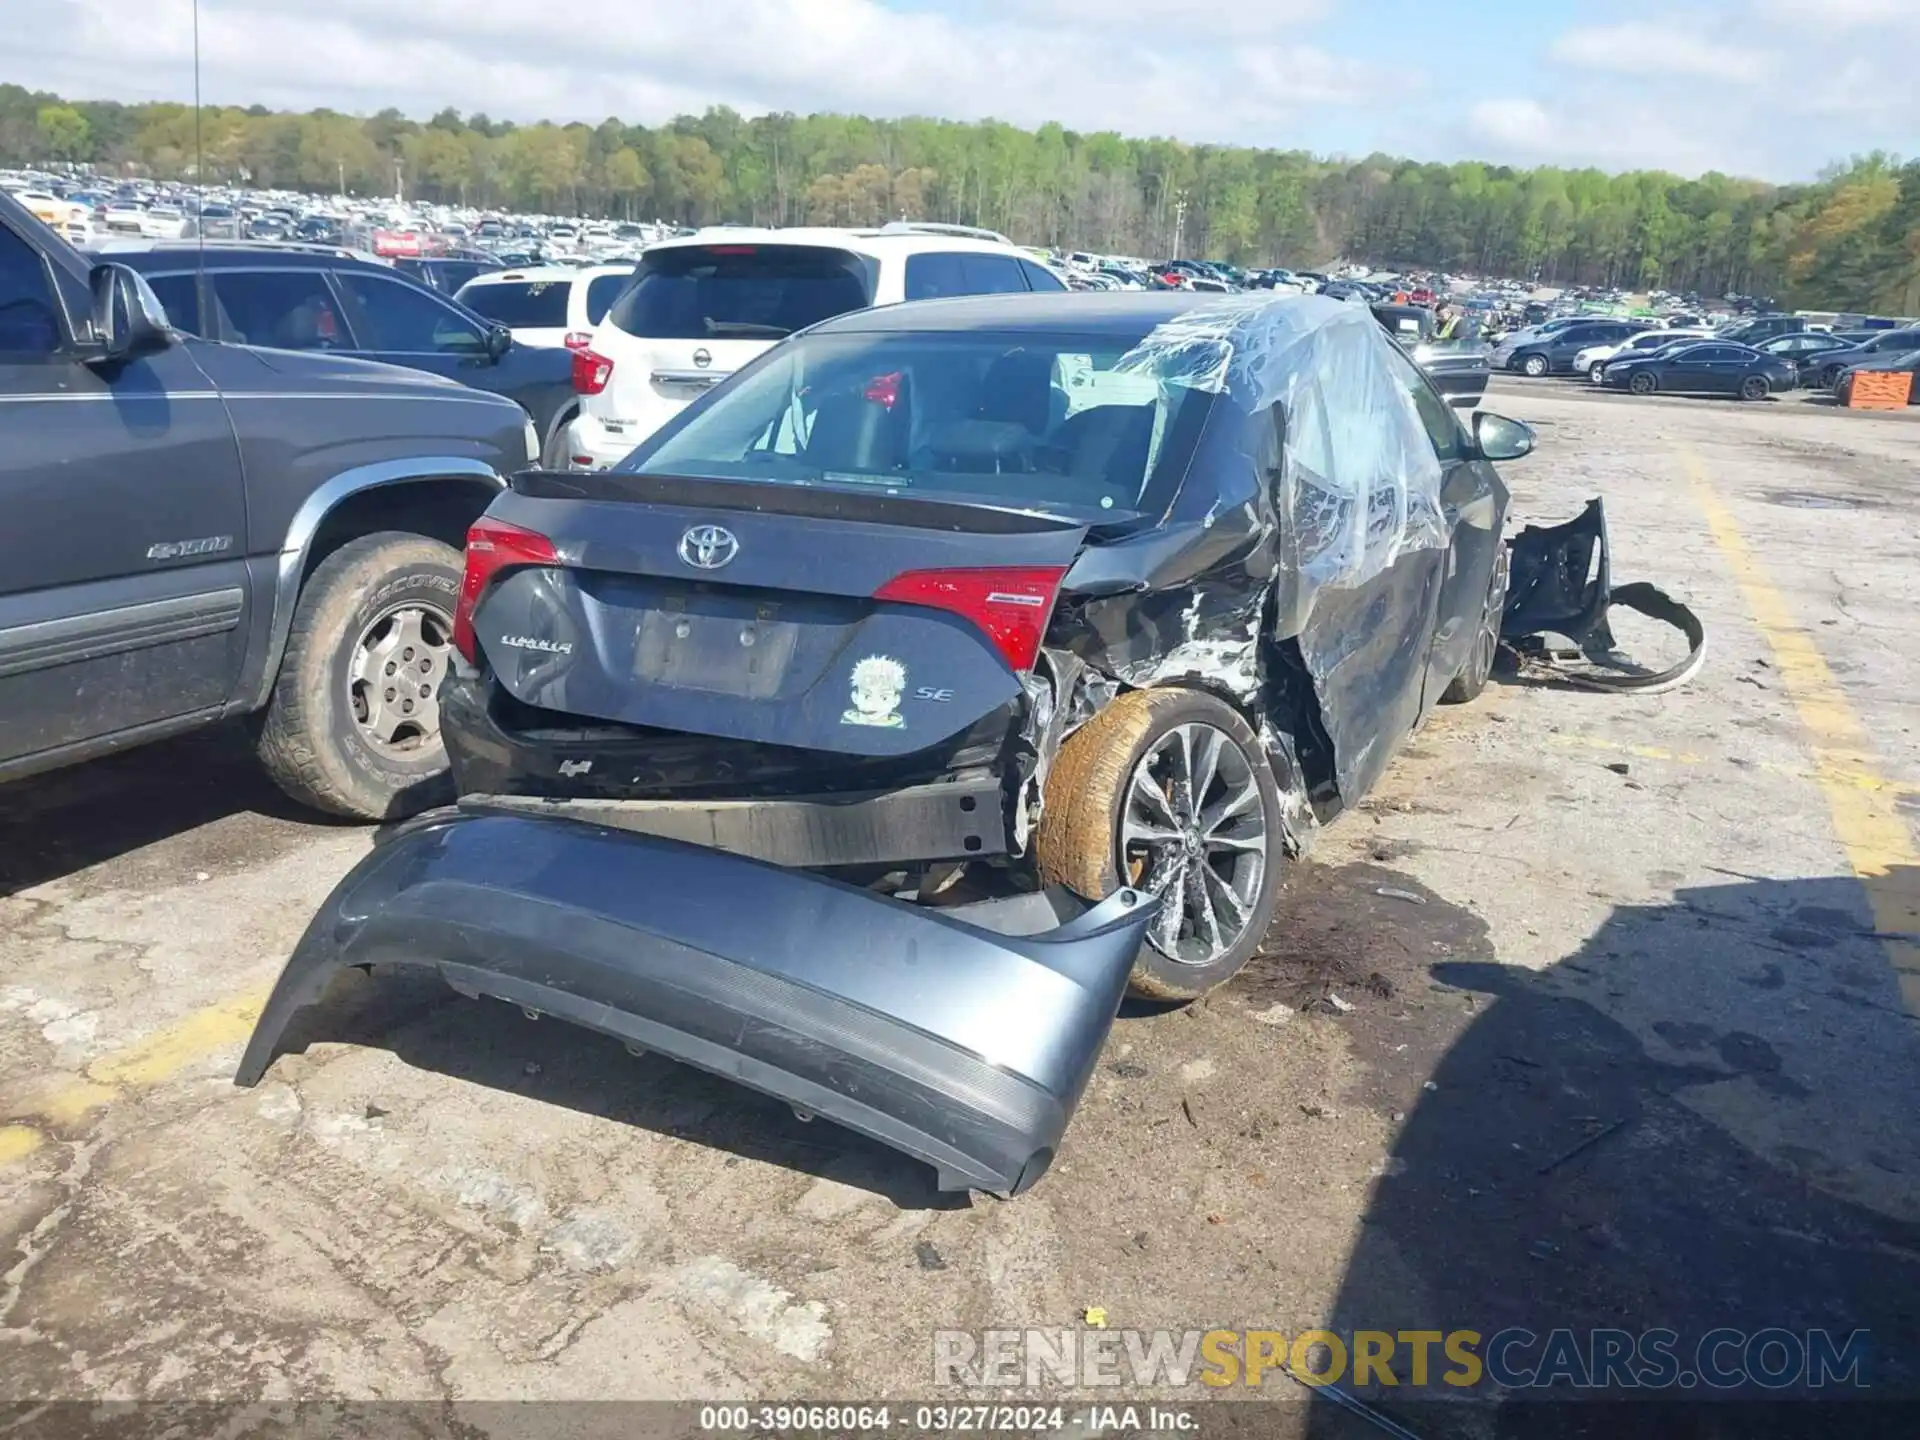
xmin=1026 ymin=295 xmax=1458 ymax=820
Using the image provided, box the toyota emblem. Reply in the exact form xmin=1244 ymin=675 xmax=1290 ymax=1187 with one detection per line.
xmin=678 ymin=524 xmax=739 ymax=570
xmin=691 ymin=347 xmax=713 ymax=368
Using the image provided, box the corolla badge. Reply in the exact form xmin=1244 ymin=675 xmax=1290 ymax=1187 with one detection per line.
xmin=499 ymin=635 xmax=572 ymax=655
xmin=841 ymin=655 xmax=908 ymax=729
xmin=678 ymin=524 xmax=739 ymax=570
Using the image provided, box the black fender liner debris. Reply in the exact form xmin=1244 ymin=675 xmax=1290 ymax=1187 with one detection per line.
xmin=234 ymin=808 xmax=1157 ymax=1195
xmin=1501 ymin=497 xmax=1706 ymax=694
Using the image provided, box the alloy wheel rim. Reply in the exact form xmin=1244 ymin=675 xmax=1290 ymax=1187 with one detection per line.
xmin=348 ymin=603 xmax=451 ymax=756
xmin=1121 ymin=722 xmax=1269 ymax=966
xmin=1476 ymin=546 xmax=1511 ymax=678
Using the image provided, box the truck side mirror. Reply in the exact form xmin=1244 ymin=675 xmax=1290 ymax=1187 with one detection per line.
xmin=86 ymin=262 xmax=173 ymax=365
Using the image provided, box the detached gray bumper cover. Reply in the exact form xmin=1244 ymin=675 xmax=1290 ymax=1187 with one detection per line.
xmin=234 ymin=810 xmax=1154 ymax=1195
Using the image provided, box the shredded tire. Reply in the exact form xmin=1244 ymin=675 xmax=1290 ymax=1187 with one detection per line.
xmin=1036 ymin=687 xmax=1286 ymax=1001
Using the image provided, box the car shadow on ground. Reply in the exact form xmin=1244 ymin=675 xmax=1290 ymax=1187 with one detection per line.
xmin=1299 ymin=866 xmax=1920 ymax=1439
xmin=0 ymin=724 xmax=346 ymax=896
xmin=265 ymin=963 xmax=970 ymax=1213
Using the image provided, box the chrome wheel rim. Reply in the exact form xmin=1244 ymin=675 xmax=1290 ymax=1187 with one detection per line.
xmin=348 ymin=603 xmax=451 ymax=756
xmin=1121 ymin=722 xmax=1269 ymax=966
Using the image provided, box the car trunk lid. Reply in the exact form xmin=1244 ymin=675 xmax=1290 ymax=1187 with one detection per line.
xmin=467 ymin=471 xmax=1088 ymax=757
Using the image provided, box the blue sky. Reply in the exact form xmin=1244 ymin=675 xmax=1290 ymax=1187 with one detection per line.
xmin=8 ymin=0 xmax=1917 ymax=181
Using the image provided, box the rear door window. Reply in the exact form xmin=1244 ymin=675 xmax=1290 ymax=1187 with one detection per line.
xmin=333 ymin=272 xmax=487 ymax=354
xmin=208 ymin=269 xmax=350 ymax=351
xmin=1020 ymin=260 xmax=1067 ymax=292
xmin=904 ymin=251 xmax=1034 ymax=300
xmin=585 ymin=272 xmax=631 ymax=323
xmin=608 ymin=244 xmax=874 ymax=339
xmin=460 ymin=279 xmax=570 ymax=328
xmin=958 ymin=253 xmax=1030 ymax=295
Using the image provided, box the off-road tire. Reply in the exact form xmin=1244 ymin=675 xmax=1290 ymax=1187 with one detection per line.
xmin=1036 ymin=686 xmax=1285 ymax=1001
xmin=255 ymin=532 xmax=462 ymax=820
xmin=1521 ymin=353 xmax=1549 ymax=378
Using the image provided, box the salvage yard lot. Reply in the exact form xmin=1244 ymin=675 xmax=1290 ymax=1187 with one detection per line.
xmin=3 ymin=379 xmax=1919 ymax=1429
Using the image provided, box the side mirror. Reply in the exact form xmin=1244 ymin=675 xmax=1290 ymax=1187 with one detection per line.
xmin=86 ymin=262 xmax=172 ymax=364
xmin=486 ymin=324 xmax=513 ymax=362
xmin=1474 ymin=411 xmax=1536 ymax=461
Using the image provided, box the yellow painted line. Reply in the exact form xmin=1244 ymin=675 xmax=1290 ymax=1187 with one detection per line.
xmin=1683 ymin=450 xmax=1920 ymax=1013
xmin=1547 ymin=732 xmax=1920 ymax=798
xmin=5 ymin=988 xmax=268 ymax=1139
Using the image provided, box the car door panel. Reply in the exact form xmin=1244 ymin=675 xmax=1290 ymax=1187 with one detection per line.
xmin=0 ymin=223 xmax=249 ymax=766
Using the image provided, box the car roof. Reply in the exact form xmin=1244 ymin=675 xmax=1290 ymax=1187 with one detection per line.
xmin=644 ymin=226 xmax=1032 ymax=261
xmin=461 ymin=264 xmax=630 ymax=285
xmin=809 ymin=290 xmax=1225 ymax=338
xmin=100 ymin=244 xmax=390 ymax=273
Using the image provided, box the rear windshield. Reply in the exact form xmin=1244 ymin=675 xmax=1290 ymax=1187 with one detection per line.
xmin=619 ymin=331 xmax=1213 ymax=519
xmin=605 ymin=244 xmax=875 ymax=341
xmin=459 ymin=279 xmax=570 ymax=328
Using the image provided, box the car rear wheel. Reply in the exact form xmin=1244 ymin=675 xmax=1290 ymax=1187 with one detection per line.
xmin=1739 ymin=375 xmax=1770 ymax=402
xmin=1442 ymin=544 xmax=1509 ymax=704
xmin=1816 ymin=364 xmax=1843 ymax=389
xmin=256 ymin=532 xmax=461 ymax=820
xmin=1521 ymin=354 xmax=1549 ymax=378
xmin=1037 ymin=687 xmax=1286 ymax=1000
xmin=1629 ymin=372 xmax=1658 ymax=396
xmin=540 ymin=408 xmax=576 ymax=468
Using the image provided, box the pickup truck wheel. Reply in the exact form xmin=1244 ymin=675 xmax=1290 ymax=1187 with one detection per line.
xmin=1037 ymin=687 xmax=1285 ymax=1001
xmin=256 ymin=532 xmax=461 ymax=820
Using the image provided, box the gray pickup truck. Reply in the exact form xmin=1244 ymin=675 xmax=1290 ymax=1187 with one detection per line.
xmin=0 ymin=188 xmax=534 ymax=819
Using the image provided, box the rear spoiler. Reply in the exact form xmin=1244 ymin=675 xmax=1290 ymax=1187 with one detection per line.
xmin=510 ymin=468 xmax=1084 ymax=535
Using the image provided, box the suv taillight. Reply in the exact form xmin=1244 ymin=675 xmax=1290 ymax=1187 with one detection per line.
xmin=572 ymin=348 xmax=614 ymax=395
xmin=453 ymin=516 xmax=560 ymax=665
xmin=872 ymin=566 xmax=1068 ymax=673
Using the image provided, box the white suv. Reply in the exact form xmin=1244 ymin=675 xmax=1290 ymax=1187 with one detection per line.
xmin=563 ymin=225 xmax=1066 ymax=468
xmin=455 ymin=264 xmax=637 ymax=351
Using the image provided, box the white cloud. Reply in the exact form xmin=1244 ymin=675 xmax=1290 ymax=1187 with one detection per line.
xmin=3 ymin=0 xmax=1380 ymax=145
xmin=1549 ymin=22 xmax=1774 ymax=83
xmin=1466 ymin=96 xmax=1736 ymax=175
xmin=1466 ymin=3 xmax=1917 ymax=178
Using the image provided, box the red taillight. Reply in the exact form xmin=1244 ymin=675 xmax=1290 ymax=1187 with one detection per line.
xmin=872 ymin=566 xmax=1068 ymax=673
xmin=453 ymin=516 xmax=560 ymax=664
xmin=572 ymin=348 xmax=614 ymax=395
xmin=563 ymin=330 xmax=593 ymax=350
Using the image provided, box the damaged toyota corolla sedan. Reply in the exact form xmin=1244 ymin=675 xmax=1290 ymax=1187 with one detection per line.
xmin=238 ymin=292 xmax=1545 ymax=1195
